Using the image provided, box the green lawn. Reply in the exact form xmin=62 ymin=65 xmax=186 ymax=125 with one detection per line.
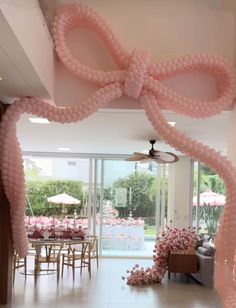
xmin=144 ymin=227 xmax=156 ymax=236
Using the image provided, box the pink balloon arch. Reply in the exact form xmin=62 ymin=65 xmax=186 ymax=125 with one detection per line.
xmin=0 ymin=3 xmax=236 ymax=306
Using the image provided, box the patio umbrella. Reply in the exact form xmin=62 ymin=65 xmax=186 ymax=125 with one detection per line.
xmin=193 ymin=190 xmax=225 ymax=206
xmin=47 ymin=193 xmax=80 ymax=217
xmin=47 ymin=193 xmax=80 ymax=205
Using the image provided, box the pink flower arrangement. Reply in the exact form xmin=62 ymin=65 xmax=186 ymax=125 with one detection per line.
xmin=26 ymin=218 xmax=87 ymax=240
xmin=123 ymin=227 xmax=199 ymax=286
xmin=25 ymin=215 xmax=144 ymax=228
xmin=96 ymin=202 xmax=144 ymax=226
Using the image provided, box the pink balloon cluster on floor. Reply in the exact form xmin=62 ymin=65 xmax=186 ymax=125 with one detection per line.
xmin=123 ymin=227 xmax=199 ymax=285
xmin=0 ymin=3 xmax=236 ymax=306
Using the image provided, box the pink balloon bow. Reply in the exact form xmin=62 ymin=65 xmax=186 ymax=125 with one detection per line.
xmin=53 ymin=5 xmax=236 ymax=307
xmin=0 ymin=3 xmax=236 ymax=307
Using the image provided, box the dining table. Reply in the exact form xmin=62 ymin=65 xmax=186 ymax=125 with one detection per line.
xmin=25 ymin=237 xmax=91 ymax=276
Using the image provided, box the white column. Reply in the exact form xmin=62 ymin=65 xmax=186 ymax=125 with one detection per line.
xmin=227 ymin=106 xmax=236 ymax=166
xmin=155 ymin=165 xmax=161 ymax=234
xmin=167 ymin=157 xmax=192 ymax=228
xmin=167 ymin=164 xmax=174 ymax=227
xmin=87 ymin=159 xmax=93 ymax=234
xmin=160 ymin=165 xmax=166 ymax=230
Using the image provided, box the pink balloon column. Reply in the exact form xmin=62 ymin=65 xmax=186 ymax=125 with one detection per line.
xmin=0 ymin=3 xmax=236 ymax=306
xmin=0 ymin=86 xmax=122 ymax=257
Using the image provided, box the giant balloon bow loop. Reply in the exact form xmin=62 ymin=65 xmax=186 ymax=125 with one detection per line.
xmin=0 ymin=3 xmax=236 ymax=306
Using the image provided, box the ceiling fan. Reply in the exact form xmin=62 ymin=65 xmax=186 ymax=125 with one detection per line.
xmin=126 ymin=140 xmax=179 ymax=164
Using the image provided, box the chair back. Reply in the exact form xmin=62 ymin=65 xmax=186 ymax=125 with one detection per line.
xmin=87 ymin=235 xmax=98 ymax=252
xmin=35 ymin=243 xmax=63 ymax=262
xmin=72 ymin=241 xmax=90 ymax=256
xmin=13 ymin=250 xmax=27 ymax=282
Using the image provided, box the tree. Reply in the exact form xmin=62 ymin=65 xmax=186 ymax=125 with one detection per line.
xmin=112 ymin=172 xmax=156 ymax=218
xmin=193 ymin=164 xmax=225 ymax=195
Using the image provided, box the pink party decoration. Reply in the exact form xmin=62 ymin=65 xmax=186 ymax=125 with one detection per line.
xmin=123 ymin=227 xmax=199 ymax=286
xmin=0 ymin=3 xmax=235 ymax=306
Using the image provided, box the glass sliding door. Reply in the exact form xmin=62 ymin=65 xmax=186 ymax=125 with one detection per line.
xmin=24 ymin=154 xmax=170 ymax=258
xmin=98 ymin=159 xmax=166 ymax=257
xmin=192 ymin=162 xmax=225 ymax=236
xmin=24 ymin=155 xmax=92 ymax=232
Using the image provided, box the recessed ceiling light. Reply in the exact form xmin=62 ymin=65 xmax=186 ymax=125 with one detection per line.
xmin=29 ymin=117 xmax=50 ymax=124
xmin=58 ymin=147 xmax=71 ymax=151
xmin=168 ymin=121 xmax=176 ymax=127
xmin=0 ymin=77 xmax=2 ymax=80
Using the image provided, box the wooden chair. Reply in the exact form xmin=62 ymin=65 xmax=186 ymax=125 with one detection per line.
xmin=28 ymin=242 xmax=37 ymax=256
xmin=34 ymin=243 xmax=63 ymax=282
xmin=86 ymin=235 xmax=99 ymax=269
xmin=13 ymin=251 xmax=27 ymax=283
xmin=61 ymin=240 xmax=91 ymax=280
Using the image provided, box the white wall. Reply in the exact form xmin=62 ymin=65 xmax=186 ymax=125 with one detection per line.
xmin=168 ymin=157 xmax=192 ymax=228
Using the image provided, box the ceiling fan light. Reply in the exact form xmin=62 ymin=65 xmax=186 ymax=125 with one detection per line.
xmin=29 ymin=117 xmax=50 ymax=124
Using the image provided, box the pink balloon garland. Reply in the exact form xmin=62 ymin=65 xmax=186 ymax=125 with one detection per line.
xmin=0 ymin=84 xmax=122 ymax=256
xmin=0 ymin=3 xmax=236 ymax=306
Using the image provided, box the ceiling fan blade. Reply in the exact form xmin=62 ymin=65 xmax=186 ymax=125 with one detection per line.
xmin=139 ymin=157 xmax=153 ymax=164
xmin=126 ymin=153 xmax=148 ymax=161
xmin=153 ymin=158 xmax=170 ymax=164
xmin=154 ymin=151 xmax=179 ymax=163
xmin=133 ymin=152 xmax=148 ymax=156
xmin=164 ymin=152 xmax=179 ymax=163
xmin=126 ymin=142 xmax=178 ymax=164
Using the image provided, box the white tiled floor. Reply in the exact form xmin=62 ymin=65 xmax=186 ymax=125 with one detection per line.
xmin=6 ymin=258 xmax=222 ymax=308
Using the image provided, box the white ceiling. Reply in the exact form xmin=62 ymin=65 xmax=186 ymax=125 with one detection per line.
xmin=0 ymin=1 xmax=54 ymax=103
xmin=17 ymin=109 xmax=230 ymax=156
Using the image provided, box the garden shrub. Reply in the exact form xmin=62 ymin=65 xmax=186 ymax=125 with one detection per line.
xmin=26 ymin=180 xmax=84 ymax=216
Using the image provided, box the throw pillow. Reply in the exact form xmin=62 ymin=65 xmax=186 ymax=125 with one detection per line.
xmin=202 ymin=241 xmax=212 ymax=250
xmin=197 ymin=246 xmax=212 ymax=256
xmin=202 ymin=240 xmax=215 ymax=256
xmin=195 ymin=239 xmax=204 ymax=248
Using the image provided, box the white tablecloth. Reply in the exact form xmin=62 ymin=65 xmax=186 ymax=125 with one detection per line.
xmin=101 ymin=225 xmax=145 ymax=250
